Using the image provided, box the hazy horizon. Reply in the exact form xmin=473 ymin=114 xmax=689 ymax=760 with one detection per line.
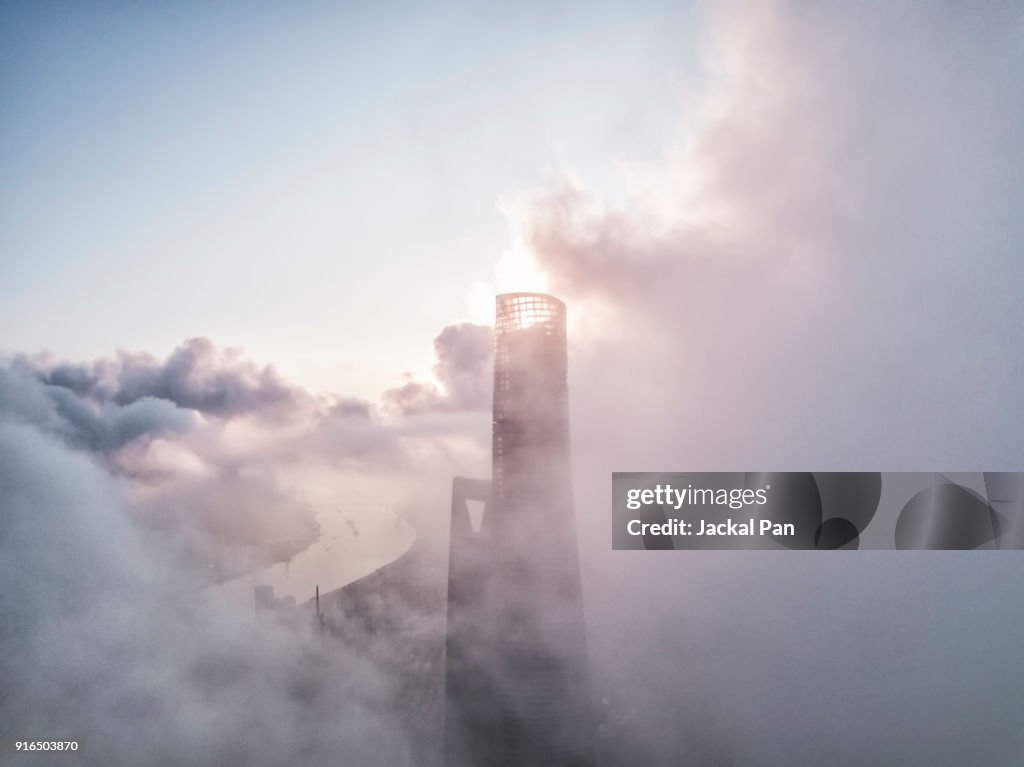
xmin=3 ymin=2 xmax=1024 ymax=765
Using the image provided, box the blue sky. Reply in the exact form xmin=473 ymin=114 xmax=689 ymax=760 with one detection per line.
xmin=4 ymin=6 xmax=1024 ymax=763
xmin=1 ymin=0 xmax=697 ymax=396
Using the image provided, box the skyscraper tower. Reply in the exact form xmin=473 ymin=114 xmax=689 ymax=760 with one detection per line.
xmin=445 ymin=293 xmax=593 ymax=767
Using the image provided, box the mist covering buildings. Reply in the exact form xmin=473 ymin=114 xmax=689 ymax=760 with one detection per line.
xmin=446 ymin=293 xmax=593 ymax=766
xmin=3 ymin=3 xmax=1024 ymax=765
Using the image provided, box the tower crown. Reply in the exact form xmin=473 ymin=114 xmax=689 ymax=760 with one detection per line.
xmin=495 ymin=292 xmax=566 ymax=333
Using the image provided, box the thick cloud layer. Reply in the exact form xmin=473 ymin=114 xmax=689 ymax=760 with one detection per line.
xmin=1 ymin=338 xmax=488 ymax=766
xmin=0 ymin=423 xmax=412 ymax=766
xmin=0 ymin=337 xmax=483 ymax=586
xmin=383 ymin=323 xmax=493 ymax=415
xmin=3 ymin=3 xmax=1024 ymax=766
xmin=35 ymin=337 xmax=308 ymax=418
xmin=503 ymin=3 xmax=1024 ymax=765
xmin=521 ymin=1 xmax=1024 ymax=469
xmin=0 ymin=360 xmax=197 ymax=452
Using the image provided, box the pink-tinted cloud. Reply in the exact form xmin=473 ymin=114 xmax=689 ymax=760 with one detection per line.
xmin=517 ymin=1 xmax=1024 ymax=470
xmin=383 ymin=323 xmax=493 ymax=415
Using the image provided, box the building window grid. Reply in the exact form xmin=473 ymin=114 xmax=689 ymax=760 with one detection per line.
xmin=496 ymin=295 xmax=564 ymax=336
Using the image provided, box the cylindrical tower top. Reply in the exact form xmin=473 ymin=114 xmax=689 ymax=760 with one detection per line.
xmin=495 ymin=293 xmax=566 ymax=336
xmin=492 ymin=292 xmax=570 ymax=508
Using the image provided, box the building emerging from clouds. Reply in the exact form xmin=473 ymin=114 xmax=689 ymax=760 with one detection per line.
xmin=445 ymin=293 xmax=593 ymax=767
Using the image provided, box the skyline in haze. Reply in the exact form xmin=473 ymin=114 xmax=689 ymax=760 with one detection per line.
xmin=3 ymin=2 xmax=1024 ymax=764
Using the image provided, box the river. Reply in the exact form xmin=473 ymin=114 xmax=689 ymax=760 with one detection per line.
xmin=208 ymin=502 xmax=416 ymax=610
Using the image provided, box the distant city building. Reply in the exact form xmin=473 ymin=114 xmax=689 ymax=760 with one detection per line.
xmin=253 ymin=584 xmax=296 ymax=614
